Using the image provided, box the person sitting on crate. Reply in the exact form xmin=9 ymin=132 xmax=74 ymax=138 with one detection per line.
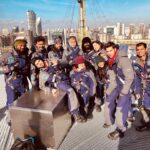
xmin=31 ymin=57 xmax=86 ymax=123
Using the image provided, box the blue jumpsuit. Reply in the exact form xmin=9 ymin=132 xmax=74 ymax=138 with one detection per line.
xmin=70 ymin=69 xmax=96 ymax=107
xmin=104 ymin=51 xmax=134 ymax=132
xmin=0 ymin=49 xmax=28 ymax=106
xmin=38 ymin=63 xmax=80 ymax=115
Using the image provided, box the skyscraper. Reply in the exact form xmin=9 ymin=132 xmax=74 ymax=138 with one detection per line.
xmin=36 ymin=17 xmax=42 ymax=36
xmin=27 ymin=10 xmax=36 ymax=36
xmin=139 ymin=23 xmax=145 ymax=38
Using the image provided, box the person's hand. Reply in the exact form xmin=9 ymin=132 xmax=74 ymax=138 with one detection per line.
xmin=52 ymin=88 xmax=57 ymax=95
xmin=51 ymin=59 xmax=58 ymax=66
xmin=136 ymin=94 xmax=141 ymax=100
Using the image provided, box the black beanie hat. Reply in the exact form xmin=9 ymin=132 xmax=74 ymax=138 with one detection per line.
xmin=82 ymin=37 xmax=91 ymax=44
xmin=31 ymin=57 xmax=44 ymax=67
xmin=82 ymin=37 xmax=93 ymax=52
xmin=95 ymin=56 xmax=105 ymax=65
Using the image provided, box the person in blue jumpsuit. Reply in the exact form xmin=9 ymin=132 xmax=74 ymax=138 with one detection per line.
xmin=82 ymin=37 xmax=103 ymax=112
xmin=0 ymin=38 xmax=29 ymax=125
xmin=104 ymin=42 xmax=134 ymax=140
xmin=0 ymin=38 xmax=28 ymax=106
xmin=29 ymin=36 xmax=48 ymax=89
xmin=31 ymin=57 xmax=86 ymax=123
xmin=62 ymin=36 xmax=83 ymax=65
xmin=133 ymin=42 xmax=150 ymax=131
xmin=70 ymin=55 xmax=96 ymax=119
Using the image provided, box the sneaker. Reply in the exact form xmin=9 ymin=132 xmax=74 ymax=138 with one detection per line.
xmin=95 ymin=104 xmax=102 ymax=112
xmin=127 ymin=116 xmax=135 ymax=123
xmin=136 ymin=123 xmax=150 ymax=132
xmin=73 ymin=114 xmax=87 ymax=123
xmin=108 ymin=130 xmax=124 ymax=140
xmin=103 ymin=123 xmax=111 ymax=128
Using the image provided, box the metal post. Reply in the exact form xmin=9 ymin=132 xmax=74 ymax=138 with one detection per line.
xmin=78 ymin=0 xmax=86 ymax=45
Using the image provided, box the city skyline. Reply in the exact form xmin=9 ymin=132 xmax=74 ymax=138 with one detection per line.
xmin=1 ymin=0 xmax=150 ymax=30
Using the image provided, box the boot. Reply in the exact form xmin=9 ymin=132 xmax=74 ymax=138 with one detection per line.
xmin=127 ymin=116 xmax=135 ymax=123
xmin=73 ymin=113 xmax=87 ymax=123
xmin=108 ymin=129 xmax=124 ymax=140
xmin=103 ymin=123 xmax=111 ymax=128
xmin=95 ymin=104 xmax=102 ymax=112
xmin=136 ymin=122 xmax=150 ymax=132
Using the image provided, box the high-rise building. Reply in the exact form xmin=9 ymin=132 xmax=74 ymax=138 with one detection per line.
xmin=122 ymin=24 xmax=125 ymax=35
xmin=47 ymin=29 xmax=53 ymax=45
xmin=116 ymin=22 xmax=125 ymax=38
xmin=2 ymin=28 xmax=9 ymax=36
xmin=116 ymin=22 xmax=121 ymax=36
xmin=36 ymin=17 xmax=42 ymax=36
xmin=12 ymin=26 xmax=19 ymax=33
xmin=139 ymin=23 xmax=145 ymax=38
xmin=104 ymin=25 xmax=116 ymax=35
xmin=27 ymin=10 xmax=36 ymax=36
xmin=26 ymin=30 xmax=34 ymax=48
xmin=125 ymin=27 xmax=130 ymax=38
xmin=148 ymin=29 xmax=150 ymax=39
xmin=129 ymin=24 xmax=135 ymax=38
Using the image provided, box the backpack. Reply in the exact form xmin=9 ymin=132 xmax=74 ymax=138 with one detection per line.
xmin=10 ymin=137 xmax=36 ymax=150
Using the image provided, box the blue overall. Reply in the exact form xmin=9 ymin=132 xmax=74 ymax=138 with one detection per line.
xmin=104 ymin=51 xmax=134 ymax=132
xmin=29 ymin=47 xmax=48 ymax=88
xmin=133 ymin=56 xmax=150 ymax=109
xmin=39 ymin=64 xmax=80 ymax=115
xmin=62 ymin=45 xmax=83 ymax=65
xmin=0 ymin=49 xmax=28 ymax=106
xmin=70 ymin=69 xmax=96 ymax=107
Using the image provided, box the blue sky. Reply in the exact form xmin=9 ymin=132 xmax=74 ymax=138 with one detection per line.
xmin=1 ymin=0 xmax=150 ymax=30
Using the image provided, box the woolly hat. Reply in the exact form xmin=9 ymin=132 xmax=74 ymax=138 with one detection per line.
xmin=82 ymin=37 xmax=91 ymax=44
xmin=31 ymin=57 xmax=44 ymax=67
xmin=14 ymin=39 xmax=27 ymax=48
xmin=54 ymin=37 xmax=62 ymax=44
xmin=95 ymin=56 xmax=105 ymax=65
xmin=74 ymin=55 xmax=85 ymax=65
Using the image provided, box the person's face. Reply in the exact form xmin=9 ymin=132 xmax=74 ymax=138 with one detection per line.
xmin=136 ymin=45 xmax=147 ymax=58
xmin=98 ymin=62 xmax=104 ymax=68
xmin=16 ymin=43 xmax=26 ymax=52
xmin=69 ymin=38 xmax=77 ymax=48
xmin=93 ymin=43 xmax=100 ymax=51
xmin=35 ymin=41 xmax=45 ymax=51
xmin=35 ymin=59 xmax=45 ymax=68
xmin=55 ymin=43 xmax=62 ymax=49
xmin=77 ymin=63 xmax=85 ymax=71
xmin=106 ymin=46 xmax=116 ymax=58
xmin=84 ymin=42 xmax=90 ymax=50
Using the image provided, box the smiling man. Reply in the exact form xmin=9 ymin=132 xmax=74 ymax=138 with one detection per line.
xmin=104 ymin=42 xmax=134 ymax=140
xmin=134 ymin=42 xmax=150 ymax=132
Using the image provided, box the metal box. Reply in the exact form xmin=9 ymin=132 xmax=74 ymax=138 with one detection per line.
xmin=9 ymin=89 xmax=72 ymax=149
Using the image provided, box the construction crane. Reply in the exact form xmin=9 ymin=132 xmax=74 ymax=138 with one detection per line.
xmin=78 ymin=0 xmax=87 ymax=44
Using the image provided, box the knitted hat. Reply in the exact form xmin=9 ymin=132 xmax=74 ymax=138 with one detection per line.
xmin=54 ymin=37 xmax=62 ymax=44
xmin=95 ymin=56 xmax=105 ymax=65
xmin=14 ymin=40 xmax=27 ymax=48
xmin=74 ymin=55 xmax=85 ymax=65
xmin=31 ymin=57 xmax=44 ymax=67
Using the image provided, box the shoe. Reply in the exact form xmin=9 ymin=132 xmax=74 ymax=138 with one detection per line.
xmin=108 ymin=130 xmax=124 ymax=140
xmin=103 ymin=123 xmax=111 ymax=128
xmin=95 ymin=104 xmax=102 ymax=112
xmin=73 ymin=114 xmax=87 ymax=123
xmin=87 ymin=113 xmax=93 ymax=120
xmin=127 ymin=117 xmax=135 ymax=123
xmin=136 ymin=123 xmax=150 ymax=132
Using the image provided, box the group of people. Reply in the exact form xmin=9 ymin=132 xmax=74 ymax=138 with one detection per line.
xmin=0 ymin=35 xmax=150 ymax=140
